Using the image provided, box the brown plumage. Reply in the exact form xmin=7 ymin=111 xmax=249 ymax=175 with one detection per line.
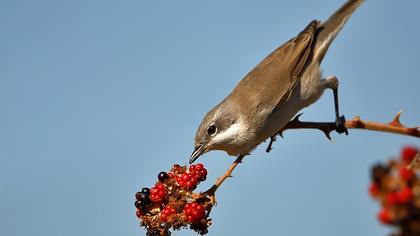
xmin=190 ymin=0 xmax=364 ymax=163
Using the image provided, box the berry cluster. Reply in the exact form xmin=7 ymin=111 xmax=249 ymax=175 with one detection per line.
xmin=175 ymin=164 xmax=208 ymax=189
xmin=368 ymin=146 xmax=419 ymax=235
xmin=150 ymin=183 xmax=166 ymax=203
xmin=160 ymin=205 xmax=176 ymax=222
xmin=134 ymin=164 xmax=212 ymax=236
xmin=184 ymin=202 xmax=206 ymax=223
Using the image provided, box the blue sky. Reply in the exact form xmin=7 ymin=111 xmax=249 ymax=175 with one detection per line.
xmin=1 ymin=0 xmax=419 ymax=235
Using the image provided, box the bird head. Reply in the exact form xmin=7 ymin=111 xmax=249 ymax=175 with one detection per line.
xmin=190 ymin=101 xmax=244 ymax=164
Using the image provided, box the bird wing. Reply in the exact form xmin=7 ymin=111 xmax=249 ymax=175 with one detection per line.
xmin=230 ymin=20 xmax=318 ymax=116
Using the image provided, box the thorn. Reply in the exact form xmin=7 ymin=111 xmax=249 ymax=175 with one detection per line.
xmin=352 ymin=115 xmax=361 ymax=125
xmin=389 ymin=110 xmax=404 ymax=127
xmin=227 ymin=175 xmax=233 ymax=178
xmin=278 ymin=131 xmax=284 ymax=138
xmin=323 ymin=130 xmax=332 ymax=140
xmin=271 ymin=135 xmax=277 ymax=142
xmin=293 ymin=113 xmax=303 ymax=122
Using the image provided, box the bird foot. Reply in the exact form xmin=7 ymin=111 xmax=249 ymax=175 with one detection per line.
xmin=335 ymin=115 xmax=348 ymax=135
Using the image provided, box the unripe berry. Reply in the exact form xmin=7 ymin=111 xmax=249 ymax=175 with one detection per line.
xmin=401 ymin=146 xmax=418 ymax=163
xmin=368 ymin=182 xmax=379 ymax=197
xmin=377 ymin=208 xmax=392 ymax=224
xmin=136 ymin=209 xmax=144 ymax=218
xmin=399 ymin=166 xmax=414 ymax=181
xmin=386 ymin=192 xmax=398 ymax=206
xmin=396 ymin=187 xmax=413 ymax=204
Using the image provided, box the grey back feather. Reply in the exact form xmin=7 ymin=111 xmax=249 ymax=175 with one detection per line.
xmin=313 ymin=0 xmax=364 ymax=64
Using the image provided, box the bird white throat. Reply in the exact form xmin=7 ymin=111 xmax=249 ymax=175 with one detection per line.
xmin=190 ymin=0 xmax=364 ymax=164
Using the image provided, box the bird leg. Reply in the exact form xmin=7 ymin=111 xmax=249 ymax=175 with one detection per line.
xmin=265 ymin=135 xmax=277 ymax=153
xmin=325 ymin=76 xmax=348 ymax=135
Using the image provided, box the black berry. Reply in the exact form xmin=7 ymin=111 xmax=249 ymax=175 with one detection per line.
xmin=139 ymin=192 xmax=149 ymax=202
xmin=135 ymin=192 xmax=142 ymax=200
xmin=371 ymin=163 xmax=390 ymax=183
xmin=135 ymin=192 xmax=149 ymax=203
xmin=134 ymin=200 xmax=143 ymax=209
xmin=158 ymin=171 xmax=169 ymax=182
xmin=141 ymin=187 xmax=150 ymax=195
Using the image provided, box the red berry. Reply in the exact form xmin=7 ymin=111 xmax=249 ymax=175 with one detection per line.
xmin=177 ymin=173 xmax=198 ymax=189
xmin=156 ymin=183 xmax=165 ymax=191
xmin=386 ymin=192 xmax=398 ymax=206
xmin=136 ymin=209 xmax=144 ymax=218
xmin=149 ymin=184 xmax=166 ymax=203
xmin=151 ymin=188 xmax=159 ymax=195
xmin=160 ymin=206 xmax=176 ymax=222
xmin=401 ymin=146 xmax=418 ymax=163
xmin=184 ymin=202 xmax=206 ymax=223
xmin=377 ymin=208 xmax=392 ymax=224
xmin=195 ymin=163 xmax=204 ymax=171
xmin=397 ymin=187 xmax=413 ymax=204
xmin=369 ymin=183 xmax=379 ymax=197
xmin=200 ymin=168 xmax=207 ymax=176
xmin=399 ymin=166 xmax=414 ymax=181
xmin=182 ymin=173 xmax=190 ymax=182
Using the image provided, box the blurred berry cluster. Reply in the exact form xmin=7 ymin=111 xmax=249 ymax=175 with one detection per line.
xmin=134 ymin=164 xmax=212 ymax=236
xmin=369 ymin=146 xmax=420 ymax=236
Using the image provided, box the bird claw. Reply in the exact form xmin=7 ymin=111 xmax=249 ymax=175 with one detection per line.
xmin=335 ymin=115 xmax=348 ymax=135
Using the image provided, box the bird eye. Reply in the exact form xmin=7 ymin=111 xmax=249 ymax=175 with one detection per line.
xmin=207 ymin=125 xmax=217 ymax=135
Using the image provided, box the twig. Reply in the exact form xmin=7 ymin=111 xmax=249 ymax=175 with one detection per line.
xmin=408 ymin=152 xmax=420 ymax=170
xmin=202 ymin=154 xmax=246 ymax=202
xmin=267 ymin=111 xmax=419 ymax=152
xmin=203 ymin=111 xmax=419 ymax=199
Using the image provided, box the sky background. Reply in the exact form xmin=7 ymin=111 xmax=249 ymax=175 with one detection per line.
xmin=1 ymin=0 xmax=419 ymax=235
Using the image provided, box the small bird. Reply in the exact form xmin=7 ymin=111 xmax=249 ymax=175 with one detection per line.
xmin=190 ymin=0 xmax=364 ymax=164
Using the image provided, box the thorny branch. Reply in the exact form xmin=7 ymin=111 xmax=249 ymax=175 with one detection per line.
xmin=266 ymin=111 xmax=420 ymax=152
xmin=200 ymin=111 xmax=419 ymax=204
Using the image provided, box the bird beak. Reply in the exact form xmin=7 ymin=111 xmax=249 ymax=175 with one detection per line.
xmin=189 ymin=143 xmax=205 ymax=164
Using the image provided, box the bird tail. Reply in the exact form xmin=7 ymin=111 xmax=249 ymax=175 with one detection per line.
xmin=313 ymin=0 xmax=364 ymax=64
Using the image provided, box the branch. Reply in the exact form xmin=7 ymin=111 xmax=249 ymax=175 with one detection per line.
xmin=203 ymin=111 xmax=419 ymax=200
xmin=203 ymin=154 xmax=246 ymax=197
xmin=266 ymin=111 xmax=419 ymax=152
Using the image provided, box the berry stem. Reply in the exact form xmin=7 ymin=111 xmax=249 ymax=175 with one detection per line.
xmin=408 ymin=152 xmax=420 ymax=170
xmin=203 ymin=154 xmax=246 ymax=200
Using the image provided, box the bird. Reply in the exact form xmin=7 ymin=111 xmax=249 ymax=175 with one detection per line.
xmin=190 ymin=0 xmax=364 ymax=164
